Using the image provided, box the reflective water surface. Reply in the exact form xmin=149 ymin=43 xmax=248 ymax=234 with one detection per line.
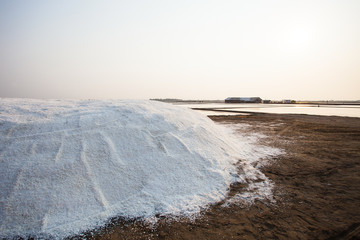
xmin=174 ymin=103 xmax=360 ymax=118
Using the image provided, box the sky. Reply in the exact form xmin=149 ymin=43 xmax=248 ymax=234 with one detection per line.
xmin=0 ymin=0 xmax=359 ymax=100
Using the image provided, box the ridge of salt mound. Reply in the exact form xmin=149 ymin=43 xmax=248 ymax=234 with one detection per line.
xmin=0 ymin=99 xmax=264 ymax=239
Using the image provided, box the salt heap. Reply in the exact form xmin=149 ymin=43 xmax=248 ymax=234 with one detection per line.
xmin=0 ymin=99 xmax=265 ymax=239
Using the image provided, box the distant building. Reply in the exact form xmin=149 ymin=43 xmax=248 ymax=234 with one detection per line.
xmin=282 ymin=99 xmax=296 ymax=104
xmin=225 ymin=97 xmax=262 ymax=103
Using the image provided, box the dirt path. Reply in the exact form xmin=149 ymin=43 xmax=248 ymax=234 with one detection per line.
xmin=84 ymin=113 xmax=360 ymax=240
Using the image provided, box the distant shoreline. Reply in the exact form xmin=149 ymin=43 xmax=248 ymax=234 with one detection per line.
xmin=151 ymin=99 xmax=360 ymax=105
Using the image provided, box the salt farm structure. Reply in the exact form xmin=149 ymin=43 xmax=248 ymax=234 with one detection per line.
xmin=225 ymin=97 xmax=262 ymax=103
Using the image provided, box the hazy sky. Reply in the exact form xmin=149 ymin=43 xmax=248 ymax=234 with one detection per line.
xmin=0 ymin=0 xmax=359 ymax=100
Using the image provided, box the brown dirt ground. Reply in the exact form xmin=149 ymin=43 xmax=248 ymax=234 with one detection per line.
xmin=79 ymin=113 xmax=360 ymax=240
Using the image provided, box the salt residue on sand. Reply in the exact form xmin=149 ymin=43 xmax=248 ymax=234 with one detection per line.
xmin=0 ymin=99 xmax=279 ymax=239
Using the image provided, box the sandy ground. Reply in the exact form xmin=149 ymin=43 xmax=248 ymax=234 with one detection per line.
xmin=75 ymin=113 xmax=360 ymax=240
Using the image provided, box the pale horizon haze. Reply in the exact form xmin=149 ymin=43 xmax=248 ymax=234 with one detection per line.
xmin=0 ymin=0 xmax=359 ymax=101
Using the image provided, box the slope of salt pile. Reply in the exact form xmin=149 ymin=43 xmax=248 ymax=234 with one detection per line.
xmin=0 ymin=99 xmax=268 ymax=239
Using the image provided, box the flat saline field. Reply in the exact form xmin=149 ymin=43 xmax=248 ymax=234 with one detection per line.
xmin=92 ymin=113 xmax=360 ymax=240
xmin=1 ymin=100 xmax=359 ymax=239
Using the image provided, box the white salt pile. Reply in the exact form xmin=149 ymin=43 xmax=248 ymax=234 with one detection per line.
xmin=0 ymin=99 xmax=274 ymax=239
